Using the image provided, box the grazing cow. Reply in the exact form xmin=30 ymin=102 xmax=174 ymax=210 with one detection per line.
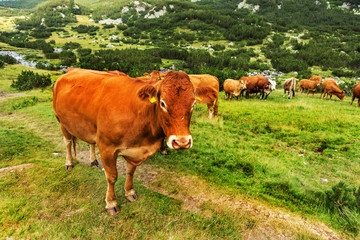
xmin=239 ymin=75 xmax=271 ymax=99
xmin=299 ymin=79 xmax=320 ymax=96
xmin=223 ymin=79 xmax=247 ymax=100
xmin=189 ymin=74 xmax=220 ymax=118
xmin=53 ymin=69 xmax=201 ymax=215
xmin=320 ymin=79 xmax=345 ymax=100
xmin=351 ymin=82 xmax=360 ymax=107
xmin=283 ymin=77 xmax=298 ymax=99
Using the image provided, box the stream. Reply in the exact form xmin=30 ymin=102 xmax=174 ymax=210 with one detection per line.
xmin=0 ymin=50 xmax=37 ymax=68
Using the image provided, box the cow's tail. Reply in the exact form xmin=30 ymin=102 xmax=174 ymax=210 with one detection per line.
xmin=291 ymin=79 xmax=296 ymax=92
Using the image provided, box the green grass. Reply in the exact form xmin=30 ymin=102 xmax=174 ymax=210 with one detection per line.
xmin=1 ymin=65 xmax=359 ymax=238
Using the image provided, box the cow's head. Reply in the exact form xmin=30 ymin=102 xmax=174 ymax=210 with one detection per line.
xmin=150 ymin=70 xmax=161 ymax=81
xmin=137 ymin=71 xmax=195 ymax=150
xmin=337 ymin=91 xmax=345 ymax=100
xmin=239 ymin=80 xmax=247 ymax=91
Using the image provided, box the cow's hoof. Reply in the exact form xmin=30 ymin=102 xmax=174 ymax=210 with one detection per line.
xmin=125 ymin=194 xmax=138 ymax=202
xmin=65 ymin=165 xmax=74 ymax=170
xmin=125 ymin=189 xmax=138 ymax=202
xmin=91 ymin=159 xmax=99 ymax=167
xmin=106 ymin=206 xmax=120 ymax=216
xmin=160 ymin=149 xmax=168 ymax=155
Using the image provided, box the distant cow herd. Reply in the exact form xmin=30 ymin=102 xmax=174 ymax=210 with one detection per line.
xmin=52 ymin=68 xmax=360 ymax=215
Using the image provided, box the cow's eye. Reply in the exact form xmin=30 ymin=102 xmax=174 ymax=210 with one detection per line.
xmin=160 ymin=100 xmax=167 ymax=112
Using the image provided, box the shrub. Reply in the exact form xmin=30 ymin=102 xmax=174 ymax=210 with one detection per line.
xmin=0 ymin=55 xmax=17 ymax=64
xmin=77 ymin=48 xmax=92 ymax=57
xmin=212 ymin=44 xmax=225 ymax=51
xmin=72 ymin=25 xmax=99 ymax=34
xmin=0 ymin=60 xmax=4 ymax=68
xmin=63 ymin=42 xmax=82 ymax=50
xmin=59 ymin=51 xmax=77 ymax=65
xmin=103 ymin=24 xmax=115 ymax=29
xmin=117 ymin=24 xmax=127 ymax=31
xmin=332 ymin=69 xmax=357 ymax=78
xmin=11 ymin=70 xmax=51 ymax=91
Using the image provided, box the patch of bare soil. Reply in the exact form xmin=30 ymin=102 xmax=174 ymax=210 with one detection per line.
xmin=0 ymin=90 xmax=24 ymax=98
xmin=73 ymin=150 xmax=344 ymax=240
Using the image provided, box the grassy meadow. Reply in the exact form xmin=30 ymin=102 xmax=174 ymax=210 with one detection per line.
xmin=1 ymin=64 xmax=360 ymax=239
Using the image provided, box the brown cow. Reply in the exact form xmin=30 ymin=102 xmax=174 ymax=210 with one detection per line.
xmin=223 ymin=79 xmax=247 ymax=100
xmin=257 ymin=76 xmax=271 ymax=100
xmin=240 ymin=75 xmax=271 ymax=99
xmin=320 ymin=79 xmax=345 ymax=100
xmin=189 ymin=74 xmax=219 ymax=118
xmin=299 ymin=79 xmax=319 ymax=96
xmin=283 ymin=77 xmax=298 ymax=99
xmin=53 ymin=69 xmax=201 ymax=215
xmin=309 ymin=76 xmax=322 ymax=85
xmin=351 ymin=82 xmax=360 ymax=107
xmin=239 ymin=76 xmax=260 ymax=98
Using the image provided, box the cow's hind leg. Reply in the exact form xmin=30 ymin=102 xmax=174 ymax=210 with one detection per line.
xmin=100 ymin=149 xmax=119 ymax=215
xmin=350 ymin=95 xmax=355 ymax=105
xmin=60 ymin=124 xmax=75 ymax=170
xmin=90 ymin=144 xmax=99 ymax=167
xmin=357 ymin=98 xmax=360 ymax=107
xmin=124 ymin=161 xmax=138 ymax=202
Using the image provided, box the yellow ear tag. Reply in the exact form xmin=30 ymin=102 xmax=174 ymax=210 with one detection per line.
xmin=196 ymin=96 xmax=202 ymax=101
xmin=149 ymin=97 xmax=157 ymax=103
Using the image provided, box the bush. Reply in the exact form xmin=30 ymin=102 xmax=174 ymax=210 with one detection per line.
xmin=332 ymin=69 xmax=357 ymax=78
xmin=59 ymin=51 xmax=77 ymax=66
xmin=11 ymin=70 xmax=51 ymax=91
xmin=0 ymin=60 xmax=4 ymax=68
xmin=117 ymin=24 xmax=127 ymax=31
xmin=72 ymin=25 xmax=99 ymax=34
xmin=77 ymin=48 xmax=92 ymax=57
xmin=103 ymin=24 xmax=115 ymax=29
xmin=0 ymin=55 xmax=17 ymax=64
xmin=63 ymin=42 xmax=82 ymax=50
xmin=212 ymin=44 xmax=225 ymax=51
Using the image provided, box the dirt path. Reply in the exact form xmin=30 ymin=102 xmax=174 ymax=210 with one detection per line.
xmin=74 ymin=150 xmax=344 ymax=240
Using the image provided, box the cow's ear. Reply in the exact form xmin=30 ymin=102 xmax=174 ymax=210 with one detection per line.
xmin=137 ymin=85 xmax=158 ymax=103
xmin=195 ymin=87 xmax=218 ymax=102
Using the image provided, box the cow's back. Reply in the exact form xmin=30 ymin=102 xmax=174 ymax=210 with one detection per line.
xmin=189 ymin=74 xmax=219 ymax=92
xmin=309 ymin=76 xmax=322 ymax=85
xmin=240 ymin=76 xmax=259 ymax=86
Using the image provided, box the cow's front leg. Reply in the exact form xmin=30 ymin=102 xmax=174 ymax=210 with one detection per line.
xmin=124 ymin=161 xmax=138 ymax=202
xmin=90 ymin=144 xmax=99 ymax=167
xmin=100 ymin=149 xmax=119 ymax=215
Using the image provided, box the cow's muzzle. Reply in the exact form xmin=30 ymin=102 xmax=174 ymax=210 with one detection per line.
xmin=167 ymin=135 xmax=193 ymax=150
